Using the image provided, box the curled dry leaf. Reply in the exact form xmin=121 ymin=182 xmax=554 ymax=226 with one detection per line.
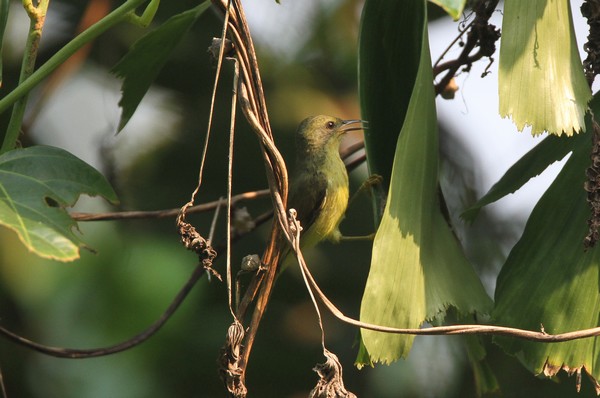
xmin=177 ymin=218 xmax=220 ymax=280
xmin=542 ymin=362 xmax=599 ymax=395
xmin=309 ymin=350 xmax=356 ymax=398
xmin=218 ymin=321 xmax=247 ymax=397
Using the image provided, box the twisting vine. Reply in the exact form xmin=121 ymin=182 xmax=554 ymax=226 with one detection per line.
xmin=3 ymin=1 xmax=600 ymax=397
xmin=207 ymin=0 xmax=600 ymax=397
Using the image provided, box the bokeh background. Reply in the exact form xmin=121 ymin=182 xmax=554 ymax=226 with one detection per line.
xmin=0 ymin=0 xmax=597 ymax=396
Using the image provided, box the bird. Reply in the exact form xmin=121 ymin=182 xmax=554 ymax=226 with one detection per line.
xmin=234 ymin=116 xmax=366 ymax=376
xmin=286 ymin=115 xmax=365 ymax=252
xmin=239 ymin=115 xmax=366 ymax=275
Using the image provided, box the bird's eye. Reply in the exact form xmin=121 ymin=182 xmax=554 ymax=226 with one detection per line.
xmin=326 ymin=121 xmax=335 ymax=129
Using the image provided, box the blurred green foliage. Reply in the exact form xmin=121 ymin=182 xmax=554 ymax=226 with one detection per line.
xmin=0 ymin=0 xmax=596 ymax=397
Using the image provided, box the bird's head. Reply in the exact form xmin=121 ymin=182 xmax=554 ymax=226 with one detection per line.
xmin=295 ymin=115 xmax=365 ymax=155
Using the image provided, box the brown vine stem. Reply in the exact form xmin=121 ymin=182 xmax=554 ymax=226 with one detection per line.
xmin=288 ymin=223 xmax=600 ymax=343
xmin=0 ymin=264 xmax=206 ymax=358
xmin=226 ymin=53 xmax=240 ymax=319
xmin=69 ymin=141 xmax=366 ymax=223
xmin=178 ymin=0 xmax=232 ymax=221
xmin=70 ymin=189 xmax=269 ymax=221
xmin=210 ymin=1 xmax=291 ymax=391
xmin=288 ymin=210 xmax=326 ymax=351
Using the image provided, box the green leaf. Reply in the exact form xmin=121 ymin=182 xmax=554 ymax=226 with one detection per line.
xmin=428 ymin=0 xmax=466 ymax=20
xmin=499 ymin=0 xmax=591 ymax=136
xmin=462 ymin=133 xmax=576 ymax=221
xmin=112 ymin=1 xmax=211 ymax=131
xmin=358 ymin=1 xmax=491 ymax=365
xmin=359 ymin=0 xmax=423 ymax=189
xmin=492 ymin=95 xmax=600 ymax=391
xmin=0 ymin=146 xmax=118 ymax=261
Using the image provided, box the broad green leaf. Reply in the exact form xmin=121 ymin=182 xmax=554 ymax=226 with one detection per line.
xmin=0 ymin=146 xmax=118 ymax=261
xmin=499 ymin=0 xmax=591 ymax=136
xmin=462 ymin=133 xmax=575 ymax=221
xmin=428 ymin=0 xmax=466 ymax=20
xmin=112 ymin=1 xmax=211 ymax=131
xmin=493 ymin=95 xmax=600 ymax=392
xmin=358 ymin=1 xmax=491 ymax=365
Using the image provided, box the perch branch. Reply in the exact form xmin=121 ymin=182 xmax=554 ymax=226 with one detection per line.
xmin=0 ymin=264 xmax=206 ymax=358
xmin=70 ymin=189 xmax=269 ymax=221
xmin=291 ymin=228 xmax=600 ymax=342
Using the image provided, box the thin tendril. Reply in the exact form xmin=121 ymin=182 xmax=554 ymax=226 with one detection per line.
xmin=181 ymin=0 xmax=232 ymax=217
xmin=227 ymin=57 xmax=240 ymax=320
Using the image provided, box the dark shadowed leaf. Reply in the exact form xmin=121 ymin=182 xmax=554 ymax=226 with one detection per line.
xmin=359 ymin=0 xmax=422 ymax=190
xmin=112 ymin=1 xmax=211 ymax=131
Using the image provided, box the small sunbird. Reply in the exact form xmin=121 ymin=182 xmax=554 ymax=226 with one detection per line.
xmin=236 ymin=116 xmax=366 ymax=366
xmin=241 ymin=115 xmax=365 ymax=273
xmin=286 ymin=115 xmax=365 ymax=252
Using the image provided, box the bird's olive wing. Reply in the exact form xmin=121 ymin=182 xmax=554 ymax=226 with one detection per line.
xmin=287 ymin=172 xmax=327 ymax=233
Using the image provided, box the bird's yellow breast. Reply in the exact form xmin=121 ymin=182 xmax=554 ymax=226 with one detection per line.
xmin=309 ymin=154 xmax=349 ymax=244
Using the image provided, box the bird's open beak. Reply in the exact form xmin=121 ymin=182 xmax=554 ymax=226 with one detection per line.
xmin=340 ymin=119 xmax=368 ymax=133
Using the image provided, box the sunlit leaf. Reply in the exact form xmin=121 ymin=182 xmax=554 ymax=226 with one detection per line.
xmin=0 ymin=146 xmax=118 ymax=261
xmin=112 ymin=1 xmax=211 ymax=131
xmin=493 ymin=95 xmax=600 ymax=392
xmin=499 ymin=0 xmax=591 ymax=136
xmin=462 ymin=133 xmax=574 ymax=221
xmin=429 ymin=0 xmax=466 ymax=20
xmin=358 ymin=0 xmax=491 ymax=365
